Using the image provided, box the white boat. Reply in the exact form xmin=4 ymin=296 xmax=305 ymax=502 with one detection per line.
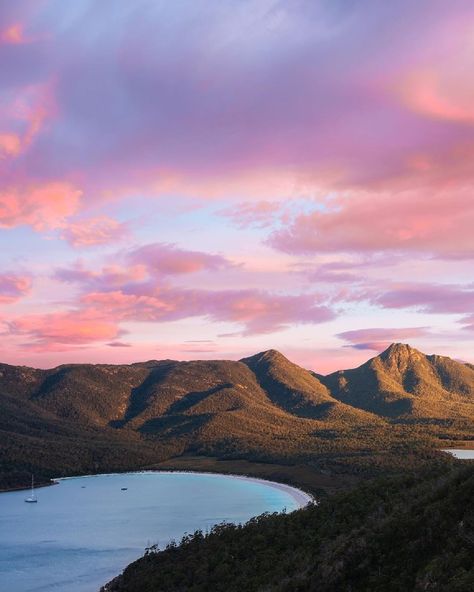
xmin=24 ymin=475 xmax=38 ymax=503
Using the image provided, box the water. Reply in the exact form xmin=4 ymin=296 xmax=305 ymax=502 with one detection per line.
xmin=0 ymin=471 xmax=309 ymax=592
xmin=442 ymin=448 xmax=474 ymax=459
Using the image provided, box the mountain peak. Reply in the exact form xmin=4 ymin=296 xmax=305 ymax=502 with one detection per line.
xmin=322 ymin=341 xmax=474 ymax=419
xmin=240 ymin=349 xmax=288 ymax=365
xmin=379 ymin=343 xmax=422 ymax=361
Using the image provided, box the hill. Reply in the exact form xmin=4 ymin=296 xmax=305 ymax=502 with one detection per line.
xmin=241 ymin=349 xmax=377 ymax=423
xmin=0 ymin=344 xmax=473 ymax=490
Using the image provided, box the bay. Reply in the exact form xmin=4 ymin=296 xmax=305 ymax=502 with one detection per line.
xmin=0 ymin=471 xmax=310 ymax=592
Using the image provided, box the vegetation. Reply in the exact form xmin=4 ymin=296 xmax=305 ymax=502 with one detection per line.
xmin=1 ymin=344 xmax=473 ymax=490
xmin=102 ymin=464 xmax=474 ymax=592
xmin=2 ymin=343 xmax=474 ymax=590
xmin=323 ymin=343 xmax=474 ymax=420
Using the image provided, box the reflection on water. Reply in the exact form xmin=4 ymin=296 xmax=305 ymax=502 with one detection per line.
xmin=0 ymin=472 xmax=307 ymax=592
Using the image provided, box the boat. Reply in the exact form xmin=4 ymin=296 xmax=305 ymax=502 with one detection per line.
xmin=121 ymin=487 xmax=128 ymax=491
xmin=25 ymin=475 xmax=38 ymax=503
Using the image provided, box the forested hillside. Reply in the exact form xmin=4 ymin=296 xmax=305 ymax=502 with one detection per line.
xmin=1 ymin=344 xmax=473 ymax=490
xmin=102 ymin=464 xmax=474 ymax=592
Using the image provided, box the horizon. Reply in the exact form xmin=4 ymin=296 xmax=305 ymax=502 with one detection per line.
xmin=1 ymin=341 xmax=467 ymax=374
xmin=1 ymin=1 xmax=473 ymax=373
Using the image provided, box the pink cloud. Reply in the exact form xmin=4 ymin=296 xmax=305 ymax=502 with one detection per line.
xmin=0 ymin=273 xmax=31 ymax=304
xmin=371 ymin=283 xmax=474 ymax=314
xmin=9 ymin=309 xmax=121 ymax=348
xmin=128 ymin=243 xmax=231 ymax=275
xmin=402 ymin=68 xmax=474 ymax=125
xmin=208 ymin=291 xmax=334 ymax=335
xmin=0 ymin=181 xmax=81 ymax=230
xmin=81 ymin=291 xmax=175 ymax=322
xmin=62 ymin=216 xmax=129 ymax=247
xmin=270 ymin=188 xmax=474 ymax=259
xmin=81 ymin=286 xmax=334 ymax=336
xmin=337 ymin=327 xmax=431 ymax=351
xmin=2 ymin=1 xmax=472 ymax=205
xmin=5 ymin=283 xmax=334 ymax=351
xmin=0 ymin=133 xmax=21 ymax=157
xmin=53 ymin=243 xmax=232 ymax=293
xmin=54 ymin=261 xmax=147 ymax=288
xmin=0 ymin=83 xmax=54 ymax=165
xmin=308 ymin=261 xmax=373 ymax=284
xmin=397 ymin=20 xmax=474 ymax=125
xmin=1 ymin=2 xmax=473 ymax=367
xmin=0 ymin=24 xmax=25 ymax=45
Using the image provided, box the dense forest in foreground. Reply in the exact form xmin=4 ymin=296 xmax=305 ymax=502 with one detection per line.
xmin=102 ymin=463 xmax=474 ymax=592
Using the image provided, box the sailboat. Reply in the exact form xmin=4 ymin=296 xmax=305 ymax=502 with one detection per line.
xmin=24 ymin=475 xmax=38 ymax=503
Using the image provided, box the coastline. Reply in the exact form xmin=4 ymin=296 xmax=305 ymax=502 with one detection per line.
xmin=221 ymin=472 xmax=314 ymax=508
xmin=0 ymin=480 xmax=58 ymax=494
xmin=55 ymin=469 xmax=315 ymax=509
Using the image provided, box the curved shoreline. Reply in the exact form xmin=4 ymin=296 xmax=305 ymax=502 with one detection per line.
xmin=56 ymin=469 xmax=315 ymax=509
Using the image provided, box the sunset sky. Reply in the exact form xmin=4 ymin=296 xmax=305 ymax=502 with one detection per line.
xmin=1 ymin=0 xmax=473 ymax=372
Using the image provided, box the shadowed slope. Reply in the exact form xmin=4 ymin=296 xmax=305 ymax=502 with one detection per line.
xmin=241 ymin=350 xmax=381 ymax=424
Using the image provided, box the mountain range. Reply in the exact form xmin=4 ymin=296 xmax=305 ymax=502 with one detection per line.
xmin=1 ymin=343 xmax=473 ymax=489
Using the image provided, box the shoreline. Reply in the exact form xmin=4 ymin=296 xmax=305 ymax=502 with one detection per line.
xmin=55 ymin=469 xmax=315 ymax=509
xmin=0 ymin=480 xmax=58 ymax=494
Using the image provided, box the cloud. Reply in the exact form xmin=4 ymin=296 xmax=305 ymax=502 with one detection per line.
xmin=128 ymin=243 xmax=231 ymax=275
xmin=82 ymin=287 xmax=335 ymax=336
xmin=0 ymin=83 xmax=54 ymax=165
xmin=206 ymin=290 xmax=335 ymax=335
xmin=2 ymin=0 xmax=474 ymax=203
xmin=0 ymin=182 xmax=81 ymax=230
xmin=62 ymin=216 xmax=130 ymax=247
xmin=9 ymin=309 xmax=121 ymax=348
xmin=9 ymin=263 xmax=336 ymax=348
xmin=0 ymin=273 xmax=32 ymax=303
xmin=370 ymin=283 xmax=474 ymax=314
xmin=337 ymin=326 xmax=431 ymax=351
xmin=460 ymin=315 xmax=474 ymax=332
xmin=269 ymin=188 xmax=474 ymax=259
xmin=397 ymin=22 xmax=474 ymax=125
xmin=0 ymin=133 xmax=22 ymax=157
xmin=219 ymin=201 xmax=282 ymax=229
xmin=0 ymin=24 xmax=25 ymax=45
xmin=106 ymin=341 xmax=132 ymax=347
xmin=308 ymin=261 xmax=370 ymax=284
xmin=53 ymin=261 xmax=147 ymax=288
xmin=1 ymin=1 xmax=473 ymax=365
xmin=53 ymin=243 xmax=233 ymax=293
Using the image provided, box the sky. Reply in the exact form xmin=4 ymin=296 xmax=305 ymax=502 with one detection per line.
xmin=0 ymin=0 xmax=473 ymax=373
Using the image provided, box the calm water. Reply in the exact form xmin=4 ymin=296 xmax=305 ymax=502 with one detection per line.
xmin=442 ymin=449 xmax=474 ymax=459
xmin=0 ymin=471 xmax=309 ymax=592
